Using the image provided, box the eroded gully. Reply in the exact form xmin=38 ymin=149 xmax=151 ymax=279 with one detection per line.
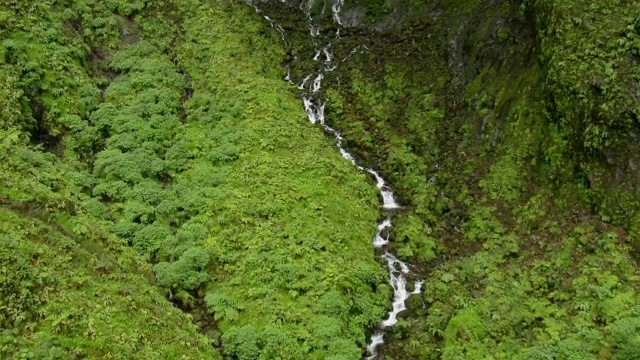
xmin=249 ymin=2 xmax=423 ymax=358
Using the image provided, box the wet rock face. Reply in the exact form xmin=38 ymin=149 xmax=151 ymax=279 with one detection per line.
xmin=252 ymin=0 xmax=429 ymax=30
xmin=335 ymin=5 xmax=366 ymax=27
xmin=379 ymin=228 xmax=390 ymax=241
xmin=252 ymin=0 xmax=340 ymax=22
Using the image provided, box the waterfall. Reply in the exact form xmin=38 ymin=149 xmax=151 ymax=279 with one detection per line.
xmin=250 ymin=2 xmax=423 ymax=358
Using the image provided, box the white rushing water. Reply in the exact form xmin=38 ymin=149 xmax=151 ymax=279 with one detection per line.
xmin=253 ymin=2 xmax=423 ymax=358
xmin=331 ymin=0 xmax=344 ymax=24
xmin=373 ymin=219 xmax=391 ymax=248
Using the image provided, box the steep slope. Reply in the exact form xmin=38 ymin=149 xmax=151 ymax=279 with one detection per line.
xmin=0 ymin=134 xmax=219 ymax=359
xmin=4 ymin=0 xmax=639 ymax=359
xmin=1 ymin=0 xmax=389 ymax=359
xmin=0 ymin=2 xmax=218 ymax=358
xmin=253 ymin=0 xmax=640 ymax=358
xmin=338 ymin=1 xmax=640 ymax=358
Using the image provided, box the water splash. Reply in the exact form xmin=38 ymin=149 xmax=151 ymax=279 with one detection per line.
xmin=303 ymin=97 xmax=325 ymax=124
xmin=366 ymin=333 xmax=384 ymax=360
xmin=365 ymin=253 xmax=423 ymax=359
xmin=331 ymin=0 xmax=344 ymax=24
xmin=298 ymin=74 xmax=312 ymax=89
xmin=366 ymin=169 xmax=400 ymax=209
xmin=323 ymin=47 xmax=333 ymax=62
xmin=373 ymin=219 xmax=392 ymax=248
xmin=310 ymin=24 xmax=320 ymax=36
xmin=284 ymin=66 xmax=293 ymax=83
xmin=311 ymin=73 xmax=323 ymax=92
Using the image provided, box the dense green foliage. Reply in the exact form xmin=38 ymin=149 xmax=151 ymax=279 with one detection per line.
xmin=261 ymin=0 xmax=640 ymax=358
xmin=536 ymin=0 xmax=640 ymax=155
xmin=0 ymin=2 xmax=216 ymax=358
xmin=0 ymin=0 xmax=388 ymax=359
xmin=3 ymin=0 xmax=640 ymax=359
xmin=0 ymin=132 xmax=218 ymax=359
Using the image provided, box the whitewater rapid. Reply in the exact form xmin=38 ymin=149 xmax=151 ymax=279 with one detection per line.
xmin=251 ymin=2 xmax=423 ymax=358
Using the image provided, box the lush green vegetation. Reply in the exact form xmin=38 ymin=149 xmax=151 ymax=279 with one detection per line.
xmin=268 ymin=0 xmax=640 ymax=358
xmin=1 ymin=0 xmax=388 ymax=359
xmin=0 ymin=134 xmax=218 ymax=359
xmin=3 ymin=0 xmax=640 ymax=359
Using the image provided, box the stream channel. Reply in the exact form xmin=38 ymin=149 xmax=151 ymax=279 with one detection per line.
xmin=248 ymin=1 xmax=424 ymax=358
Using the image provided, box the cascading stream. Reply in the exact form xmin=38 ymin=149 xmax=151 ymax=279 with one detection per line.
xmin=250 ymin=2 xmax=423 ymax=358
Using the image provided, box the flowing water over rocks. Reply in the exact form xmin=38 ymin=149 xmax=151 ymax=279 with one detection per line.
xmin=249 ymin=2 xmax=423 ymax=358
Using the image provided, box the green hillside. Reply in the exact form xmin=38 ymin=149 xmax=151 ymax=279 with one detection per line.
xmin=2 ymin=0 xmax=640 ymax=359
xmin=0 ymin=0 xmax=386 ymax=359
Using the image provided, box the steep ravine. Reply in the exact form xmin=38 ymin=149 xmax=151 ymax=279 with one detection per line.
xmin=248 ymin=1 xmax=425 ymax=358
xmin=3 ymin=0 xmax=639 ymax=358
xmin=247 ymin=0 xmax=640 ymax=359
